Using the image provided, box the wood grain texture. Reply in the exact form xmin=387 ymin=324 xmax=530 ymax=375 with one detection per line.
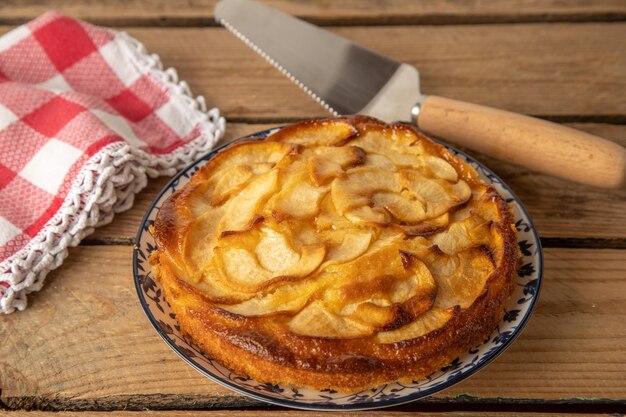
xmin=1 ymin=0 xmax=625 ymax=26
xmin=417 ymin=96 xmax=626 ymax=188
xmin=126 ymin=24 xmax=626 ymax=121
xmin=1 ymin=246 xmax=624 ymax=410
xmin=89 ymin=123 xmax=626 ymax=242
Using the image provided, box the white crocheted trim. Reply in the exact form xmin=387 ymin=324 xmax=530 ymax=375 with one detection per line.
xmin=0 ymin=31 xmax=225 ymax=314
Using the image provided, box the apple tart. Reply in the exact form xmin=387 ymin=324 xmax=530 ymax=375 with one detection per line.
xmin=150 ymin=116 xmax=519 ymax=392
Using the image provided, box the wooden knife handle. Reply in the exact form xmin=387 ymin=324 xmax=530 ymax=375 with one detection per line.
xmin=415 ymin=95 xmax=626 ymax=188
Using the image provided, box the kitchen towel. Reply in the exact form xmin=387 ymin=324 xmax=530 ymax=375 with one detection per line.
xmin=0 ymin=12 xmax=225 ymax=313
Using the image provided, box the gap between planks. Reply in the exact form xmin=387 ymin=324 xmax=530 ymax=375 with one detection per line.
xmin=225 ymin=115 xmax=626 ymax=125
xmin=3 ymin=15 xmax=626 ymax=28
xmin=2 ymin=14 xmax=626 ymax=28
xmin=1 ymin=395 xmax=625 ymax=414
xmin=0 ymin=409 xmax=621 ymax=417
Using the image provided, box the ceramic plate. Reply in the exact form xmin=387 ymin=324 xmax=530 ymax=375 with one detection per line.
xmin=133 ymin=127 xmax=543 ymax=411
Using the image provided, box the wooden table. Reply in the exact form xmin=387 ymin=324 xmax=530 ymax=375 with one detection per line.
xmin=2 ymin=1 xmax=626 ymax=416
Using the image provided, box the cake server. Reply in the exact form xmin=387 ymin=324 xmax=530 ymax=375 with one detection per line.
xmin=215 ymin=0 xmax=626 ymax=188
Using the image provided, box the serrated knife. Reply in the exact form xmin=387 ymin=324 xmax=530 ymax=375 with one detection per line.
xmin=215 ymin=0 xmax=626 ymax=188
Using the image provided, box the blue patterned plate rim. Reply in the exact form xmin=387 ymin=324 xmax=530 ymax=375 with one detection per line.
xmin=133 ymin=127 xmax=543 ymax=411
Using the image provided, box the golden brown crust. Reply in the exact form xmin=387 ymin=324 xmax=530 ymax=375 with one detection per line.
xmin=150 ymin=116 xmax=519 ymax=392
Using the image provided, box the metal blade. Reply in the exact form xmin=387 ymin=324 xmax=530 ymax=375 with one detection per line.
xmin=215 ymin=0 xmax=422 ymax=123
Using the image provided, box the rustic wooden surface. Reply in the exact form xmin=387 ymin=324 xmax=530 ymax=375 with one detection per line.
xmin=1 ymin=0 xmax=625 ymax=415
xmin=2 ymin=247 xmax=624 ymax=411
xmin=129 ymin=24 xmax=626 ymax=120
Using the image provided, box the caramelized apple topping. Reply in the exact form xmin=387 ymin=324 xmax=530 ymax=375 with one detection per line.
xmin=155 ymin=117 xmax=514 ymax=342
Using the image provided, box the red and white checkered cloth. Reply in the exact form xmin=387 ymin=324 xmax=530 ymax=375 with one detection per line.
xmin=0 ymin=12 xmax=225 ymax=313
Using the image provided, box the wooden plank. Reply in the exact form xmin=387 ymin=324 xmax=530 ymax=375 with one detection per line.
xmin=1 ymin=247 xmax=625 ymax=410
xmin=1 ymin=0 xmax=625 ymax=26
xmin=125 ymin=24 xmax=626 ymax=121
xmin=90 ymin=123 xmax=626 ymax=242
xmin=1 ymin=24 xmax=624 ymax=120
xmin=0 ymin=412 xmax=614 ymax=417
